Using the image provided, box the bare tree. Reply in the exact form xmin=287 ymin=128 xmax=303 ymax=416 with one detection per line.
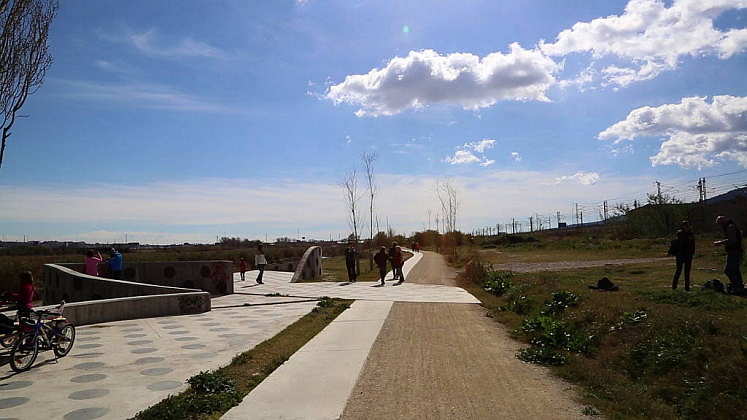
xmin=341 ymin=169 xmax=362 ymax=272
xmin=0 ymin=0 xmax=57 ymax=169
xmin=361 ymin=151 xmax=377 ymax=270
xmin=436 ymin=179 xmax=459 ymax=232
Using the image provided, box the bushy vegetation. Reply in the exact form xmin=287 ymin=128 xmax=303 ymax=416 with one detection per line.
xmin=460 ymin=254 xmax=747 ymax=420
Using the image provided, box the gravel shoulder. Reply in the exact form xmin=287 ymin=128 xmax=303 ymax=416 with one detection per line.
xmin=342 ymin=252 xmax=586 ymax=420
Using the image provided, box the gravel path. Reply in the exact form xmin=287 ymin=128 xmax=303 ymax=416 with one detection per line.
xmin=342 ymin=252 xmax=586 ymax=420
xmin=492 ymin=257 xmax=670 ymax=273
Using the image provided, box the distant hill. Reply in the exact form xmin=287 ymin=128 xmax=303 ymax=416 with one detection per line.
xmin=705 ymin=186 xmax=747 ymax=204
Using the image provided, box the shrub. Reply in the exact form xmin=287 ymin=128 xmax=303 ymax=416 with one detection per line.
xmin=501 ymin=295 xmax=533 ymax=315
xmin=482 ymin=270 xmax=514 ymax=296
xmin=628 ymin=328 xmax=699 ymax=378
xmin=540 ymin=290 xmax=580 ymax=316
xmin=517 ymin=346 xmax=568 ymax=366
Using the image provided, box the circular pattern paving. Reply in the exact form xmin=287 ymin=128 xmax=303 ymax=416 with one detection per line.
xmin=68 ymin=389 xmax=110 ymax=400
xmin=209 ymin=327 xmax=230 ymax=332
xmin=0 ymin=381 xmax=32 ymax=391
xmin=126 ymin=340 xmax=153 ymax=346
xmin=76 ymin=330 xmax=99 ymax=336
xmin=77 ymin=336 xmax=101 ymax=342
xmin=121 ymin=328 xmax=144 ymax=333
xmin=70 ymin=374 xmax=107 ymax=384
xmin=168 ymin=330 xmax=189 ymax=335
xmin=161 ymin=325 xmax=183 ymax=330
xmin=117 ymin=323 xmax=139 ymax=327
xmin=124 ymin=333 xmax=147 ymax=339
xmin=156 ymin=319 xmax=178 ymax=324
xmin=77 ymin=344 xmax=103 ymax=350
xmin=140 ymin=367 xmax=173 ymax=376
xmin=63 ymin=407 xmax=109 ymax=420
xmin=181 ymin=344 xmax=206 ymax=350
xmin=133 ymin=357 xmax=165 ymax=365
xmin=190 ymin=352 xmax=214 ymax=360
xmin=73 ymin=353 xmax=104 ymax=359
xmin=174 ymin=336 xmax=198 ymax=342
xmin=200 ymin=322 xmax=220 ymax=326
xmin=74 ymin=362 xmax=106 ymax=370
xmin=130 ymin=347 xmax=157 ymax=354
xmin=147 ymin=381 xmax=182 ymax=391
xmin=0 ymin=397 xmax=29 ymax=409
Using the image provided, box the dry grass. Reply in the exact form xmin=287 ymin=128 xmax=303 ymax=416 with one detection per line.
xmin=459 ymin=242 xmax=747 ymax=420
xmin=314 ymin=252 xmax=413 ymax=283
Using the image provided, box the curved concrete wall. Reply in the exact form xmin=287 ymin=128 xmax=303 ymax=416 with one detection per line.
xmin=58 ymin=260 xmax=234 ymax=296
xmin=42 ymin=264 xmax=201 ymax=305
xmin=291 ymin=246 xmax=323 ymax=282
xmin=52 ymin=292 xmax=211 ymax=326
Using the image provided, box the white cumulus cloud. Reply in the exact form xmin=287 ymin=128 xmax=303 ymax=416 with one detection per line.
xmin=555 ymin=172 xmax=601 ymax=185
xmin=540 ymin=0 xmax=747 ymax=86
xmin=599 ymin=95 xmax=747 ymax=168
xmin=444 ymin=139 xmax=496 ymax=166
xmin=326 ymin=44 xmax=561 ymax=117
xmin=511 ymin=152 xmax=522 ymax=162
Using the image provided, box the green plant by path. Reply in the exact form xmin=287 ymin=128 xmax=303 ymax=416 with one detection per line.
xmin=458 ymin=254 xmax=747 ymax=420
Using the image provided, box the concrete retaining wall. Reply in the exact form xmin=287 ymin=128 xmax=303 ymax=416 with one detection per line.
xmin=57 ymin=292 xmax=211 ymax=326
xmin=58 ymin=260 xmax=234 ymax=295
xmin=291 ymin=246 xmax=323 ymax=282
xmin=42 ymin=264 xmax=200 ymax=305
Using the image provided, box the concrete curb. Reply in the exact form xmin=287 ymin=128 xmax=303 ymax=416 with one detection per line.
xmin=222 ymin=300 xmax=393 ymax=420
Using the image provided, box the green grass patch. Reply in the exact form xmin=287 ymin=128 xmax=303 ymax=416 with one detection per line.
xmin=132 ymin=298 xmax=352 ymax=420
xmin=458 ymin=247 xmax=747 ymax=420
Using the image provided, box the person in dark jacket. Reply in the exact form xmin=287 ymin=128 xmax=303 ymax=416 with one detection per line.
xmin=344 ymin=245 xmax=358 ymax=283
xmin=714 ymin=216 xmax=744 ymax=294
xmin=373 ymin=246 xmax=388 ymax=286
xmin=672 ymin=221 xmax=696 ymax=291
xmin=388 ymin=242 xmax=399 ymax=281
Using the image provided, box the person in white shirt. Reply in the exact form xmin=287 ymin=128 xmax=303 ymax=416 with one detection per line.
xmin=255 ymin=244 xmax=267 ymax=284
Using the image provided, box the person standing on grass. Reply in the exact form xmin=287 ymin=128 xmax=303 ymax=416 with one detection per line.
xmin=107 ymin=248 xmax=123 ymax=280
xmin=344 ymin=244 xmax=359 ymax=282
xmin=238 ymin=257 xmax=248 ymax=282
xmin=671 ymin=221 xmax=695 ymax=291
xmin=255 ymin=245 xmax=267 ymax=284
xmin=392 ymin=245 xmax=405 ymax=285
xmin=714 ymin=216 xmax=744 ymax=295
xmin=84 ymin=249 xmax=103 ymax=276
xmin=374 ymin=246 xmax=388 ymax=286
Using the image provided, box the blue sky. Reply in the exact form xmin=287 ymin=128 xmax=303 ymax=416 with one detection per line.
xmin=1 ymin=0 xmax=747 ymax=243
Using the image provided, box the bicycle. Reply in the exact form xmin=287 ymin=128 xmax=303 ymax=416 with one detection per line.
xmin=0 ymin=301 xmax=21 ymax=349
xmin=9 ymin=302 xmax=75 ymax=373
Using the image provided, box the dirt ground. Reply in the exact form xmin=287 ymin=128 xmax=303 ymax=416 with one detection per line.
xmin=342 ymin=252 xmax=587 ymax=420
xmin=492 ymin=257 xmax=670 ymax=273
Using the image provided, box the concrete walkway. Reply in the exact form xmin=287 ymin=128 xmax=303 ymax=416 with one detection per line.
xmin=222 ymin=300 xmax=393 ymax=420
xmin=0 ymin=293 xmax=317 ymax=420
xmin=236 ymin=251 xmax=477 ymax=305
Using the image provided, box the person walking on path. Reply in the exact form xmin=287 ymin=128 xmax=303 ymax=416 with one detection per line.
xmin=714 ymin=216 xmax=744 ymax=294
xmin=106 ymin=248 xmax=124 ymax=280
xmin=374 ymin=246 xmax=388 ymax=286
xmin=255 ymin=245 xmax=267 ymax=284
xmin=238 ymin=257 xmax=248 ymax=282
xmin=391 ymin=245 xmax=405 ymax=285
xmin=389 ymin=242 xmax=400 ymax=282
xmin=344 ymin=244 xmax=359 ymax=283
xmin=671 ymin=221 xmax=695 ymax=291
xmin=84 ymin=249 xmax=103 ymax=277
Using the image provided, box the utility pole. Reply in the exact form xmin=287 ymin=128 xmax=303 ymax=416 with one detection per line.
xmin=580 ymin=207 xmax=584 ymax=225
xmin=556 ymin=211 xmax=561 ymax=227
xmin=512 ymin=218 xmax=516 ymax=234
xmin=529 ymin=216 xmax=534 ymax=232
xmin=656 ymin=181 xmax=662 ymax=204
xmin=603 ymin=201 xmax=608 ymax=221
xmin=702 ymin=178 xmax=707 ymax=201
xmin=575 ymin=203 xmax=579 ymax=225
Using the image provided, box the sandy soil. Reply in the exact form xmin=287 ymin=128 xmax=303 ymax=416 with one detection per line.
xmin=342 ymin=252 xmax=586 ymax=420
xmin=492 ymin=257 xmax=670 ymax=273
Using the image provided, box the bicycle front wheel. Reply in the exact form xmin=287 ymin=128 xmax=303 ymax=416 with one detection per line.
xmin=52 ymin=324 xmax=76 ymax=357
xmin=10 ymin=333 xmax=38 ymax=372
